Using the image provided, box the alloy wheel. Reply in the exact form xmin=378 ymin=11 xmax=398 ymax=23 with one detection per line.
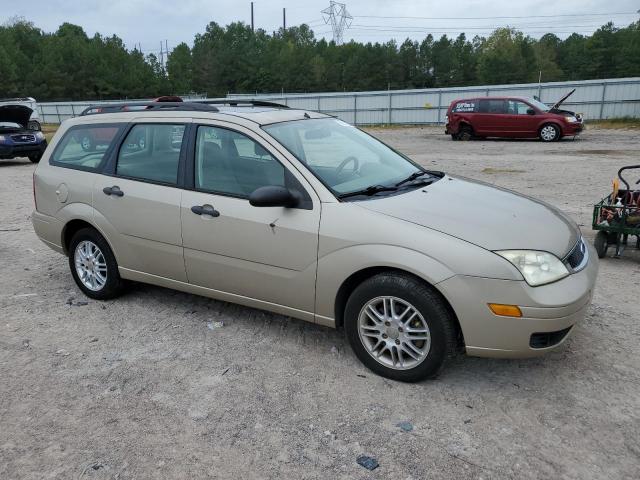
xmin=357 ymin=296 xmax=431 ymax=370
xmin=74 ymin=240 xmax=107 ymax=291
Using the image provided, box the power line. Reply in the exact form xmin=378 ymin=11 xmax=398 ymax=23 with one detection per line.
xmin=354 ymin=12 xmax=638 ymax=20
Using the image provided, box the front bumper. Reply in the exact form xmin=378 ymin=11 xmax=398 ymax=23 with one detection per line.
xmin=563 ymin=122 xmax=584 ymax=136
xmin=437 ymin=243 xmax=598 ymax=358
xmin=0 ymin=141 xmax=47 ymax=159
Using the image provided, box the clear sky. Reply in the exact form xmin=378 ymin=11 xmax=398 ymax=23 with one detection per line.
xmin=4 ymin=0 xmax=638 ymax=55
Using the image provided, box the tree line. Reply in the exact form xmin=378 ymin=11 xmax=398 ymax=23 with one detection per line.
xmin=0 ymin=18 xmax=637 ymax=101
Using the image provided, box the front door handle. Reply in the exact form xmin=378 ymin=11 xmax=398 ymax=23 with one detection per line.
xmin=103 ymin=185 xmax=124 ymax=197
xmin=191 ymin=204 xmax=220 ymax=217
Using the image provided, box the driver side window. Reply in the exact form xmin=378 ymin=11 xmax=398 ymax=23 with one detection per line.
xmin=195 ymin=126 xmax=285 ymax=197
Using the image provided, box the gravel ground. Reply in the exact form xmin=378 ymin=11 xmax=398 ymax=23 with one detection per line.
xmin=1 ymin=126 xmax=639 ymax=479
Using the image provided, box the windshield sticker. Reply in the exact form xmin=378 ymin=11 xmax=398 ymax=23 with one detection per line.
xmin=454 ymin=102 xmax=475 ymax=112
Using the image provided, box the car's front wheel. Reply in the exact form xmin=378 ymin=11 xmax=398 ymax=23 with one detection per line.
xmin=344 ymin=273 xmax=457 ymax=382
xmin=28 ymin=153 xmax=41 ymax=163
xmin=539 ymin=123 xmax=560 ymax=142
xmin=68 ymin=227 xmax=123 ymax=300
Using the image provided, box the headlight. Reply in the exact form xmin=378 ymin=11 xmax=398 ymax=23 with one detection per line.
xmin=565 ymin=115 xmax=578 ymax=123
xmin=445 ymin=115 xmax=449 ymax=123
xmin=0 ymin=135 xmax=5 ymax=143
xmin=495 ymin=250 xmax=569 ymax=286
xmin=35 ymin=131 xmax=45 ymax=140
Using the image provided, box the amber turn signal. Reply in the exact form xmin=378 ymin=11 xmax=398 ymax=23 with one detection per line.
xmin=488 ymin=303 xmax=522 ymax=317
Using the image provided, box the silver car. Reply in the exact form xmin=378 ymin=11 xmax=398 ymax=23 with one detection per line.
xmin=32 ymin=101 xmax=598 ymax=381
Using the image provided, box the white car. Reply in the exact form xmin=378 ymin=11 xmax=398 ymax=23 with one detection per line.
xmin=0 ymin=97 xmax=41 ymax=131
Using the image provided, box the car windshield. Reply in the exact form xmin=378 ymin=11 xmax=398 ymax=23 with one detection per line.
xmin=264 ymin=118 xmax=432 ymax=196
xmin=526 ymin=98 xmax=550 ymax=112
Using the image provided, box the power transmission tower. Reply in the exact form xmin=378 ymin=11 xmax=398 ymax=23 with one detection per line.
xmin=321 ymin=1 xmax=352 ymax=45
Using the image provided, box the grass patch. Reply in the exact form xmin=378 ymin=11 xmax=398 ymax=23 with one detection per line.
xmin=482 ymin=167 xmax=526 ymax=174
xmin=41 ymin=124 xmax=59 ymax=142
xmin=588 ymin=117 xmax=640 ymax=129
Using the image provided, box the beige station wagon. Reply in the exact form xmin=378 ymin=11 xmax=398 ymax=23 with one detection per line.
xmin=32 ymin=100 xmax=598 ymax=381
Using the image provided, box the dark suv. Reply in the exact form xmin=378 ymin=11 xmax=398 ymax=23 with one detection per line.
xmin=0 ymin=105 xmax=48 ymax=163
xmin=445 ymin=90 xmax=583 ymax=142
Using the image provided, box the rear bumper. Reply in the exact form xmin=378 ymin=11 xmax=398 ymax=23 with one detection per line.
xmin=32 ymin=210 xmax=64 ymax=254
xmin=0 ymin=141 xmax=47 ymax=159
xmin=437 ymin=243 xmax=598 ymax=358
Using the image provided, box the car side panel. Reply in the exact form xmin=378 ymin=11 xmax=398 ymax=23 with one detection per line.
xmin=92 ymin=176 xmax=187 ymax=282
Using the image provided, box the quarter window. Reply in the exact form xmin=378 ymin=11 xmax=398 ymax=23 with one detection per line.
xmin=116 ymin=124 xmax=185 ymax=185
xmin=52 ymin=125 xmax=120 ymax=170
xmin=195 ymin=126 xmax=285 ymax=197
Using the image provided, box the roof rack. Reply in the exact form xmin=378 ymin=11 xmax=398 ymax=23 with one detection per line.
xmin=193 ymin=99 xmax=290 ymax=109
xmin=80 ymin=102 xmax=219 ymax=116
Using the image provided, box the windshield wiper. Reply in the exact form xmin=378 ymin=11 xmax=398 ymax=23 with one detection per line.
xmin=338 ymin=184 xmax=398 ymax=199
xmin=395 ymin=170 xmax=431 ymax=187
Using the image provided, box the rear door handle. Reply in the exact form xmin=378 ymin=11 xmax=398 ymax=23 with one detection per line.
xmin=103 ymin=186 xmax=124 ymax=197
xmin=191 ymin=204 xmax=220 ymax=217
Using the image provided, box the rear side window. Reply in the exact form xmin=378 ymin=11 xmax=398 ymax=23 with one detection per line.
xmin=116 ymin=124 xmax=186 ymax=185
xmin=51 ymin=125 xmax=120 ymax=170
xmin=478 ymin=99 xmax=506 ymax=114
xmin=452 ymin=101 xmax=476 ymax=113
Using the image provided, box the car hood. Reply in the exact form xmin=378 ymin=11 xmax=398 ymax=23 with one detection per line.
xmin=0 ymin=105 xmax=32 ymax=128
xmin=356 ymin=175 xmax=580 ymax=258
xmin=550 ymin=89 xmax=575 ymax=110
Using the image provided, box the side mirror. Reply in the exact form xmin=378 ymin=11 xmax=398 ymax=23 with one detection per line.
xmin=249 ymin=186 xmax=299 ymax=208
xmin=526 ymin=108 xmax=536 ymax=115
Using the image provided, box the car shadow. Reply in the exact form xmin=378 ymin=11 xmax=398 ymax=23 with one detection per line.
xmin=119 ymin=281 xmax=574 ymax=387
xmin=0 ymin=159 xmax=33 ymax=167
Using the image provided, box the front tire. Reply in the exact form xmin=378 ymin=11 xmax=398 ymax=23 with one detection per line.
xmin=28 ymin=153 xmax=41 ymax=163
xmin=68 ymin=227 xmax=123 ymax=300
xmin=344 ymin=273 xmax=457 ymax=382
xmin=539 ymin=123 xmax=560 ymax=142
xmin=594 ymin=231 xmax=609 ymax=258
xmin=458 ymin=125 xmax=473 ymax=141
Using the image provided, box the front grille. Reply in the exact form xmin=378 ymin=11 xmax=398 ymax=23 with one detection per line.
xmin=529 ymin=326 xmax=573 ymax=349
xmin=564 ymin=237 xmax=587 ymax=272
xmin=11 ymin=134 xmax=36 ymax=143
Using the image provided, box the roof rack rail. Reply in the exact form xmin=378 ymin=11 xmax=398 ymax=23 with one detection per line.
xmin=80 ymin=102 xmax=219 ymax=116
xmin=193 ymin=99 xmax=289 ymax=109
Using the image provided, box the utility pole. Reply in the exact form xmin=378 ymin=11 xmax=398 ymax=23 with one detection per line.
xmin=283 ymin=8 xmax=286 ymax=30
xmin=321 ymin=1 xmax=352 ymax=45
xmin=251 ymin=2 xmax=254 ymax=32
xmin=159 ymin=41 xmax=164 ymax=69
xmin=166 ymin=40 xmax=169 ymax=67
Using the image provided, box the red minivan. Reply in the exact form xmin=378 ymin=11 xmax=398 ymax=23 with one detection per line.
xmin=445 ymin=90 xmax=583 ymax=142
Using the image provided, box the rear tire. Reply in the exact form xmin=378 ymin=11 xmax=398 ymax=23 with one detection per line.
xmin=539 ymin=123 xmax=560 ymax=142
xmin=344 ymin=273 xmax=457 ymax=382
xmin=458 ymin=125 xmax=473 ymax=141
xmin=68 ymin=227 xmax=123 ymax=300
xmin=594 ymin=231 xmax=609 ymax=259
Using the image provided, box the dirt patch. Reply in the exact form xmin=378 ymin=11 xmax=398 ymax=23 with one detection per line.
xmin=1 ymin=126 xmax=639 ymax=479
xmin=481 ymin=167 xmax=527 ymax=174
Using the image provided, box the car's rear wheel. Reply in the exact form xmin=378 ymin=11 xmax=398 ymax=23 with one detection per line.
xmin=458 ymin=125 xmax=473 ymax=141
xmin=28 ymin=153 xmax=41 ymax=163
xmin=594 ymin=231 xmax=609 ymax=258
xmin=539 ymin=123 xmax=560 ymax=142
xmin=68 ymin=227 xmax=123 ymax=300
xmin=344 ymin=273 xmax=457 ymax=382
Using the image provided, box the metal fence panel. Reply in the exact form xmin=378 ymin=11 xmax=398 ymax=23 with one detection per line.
xmin=35 ymin=80 xmax=639 ymax=125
